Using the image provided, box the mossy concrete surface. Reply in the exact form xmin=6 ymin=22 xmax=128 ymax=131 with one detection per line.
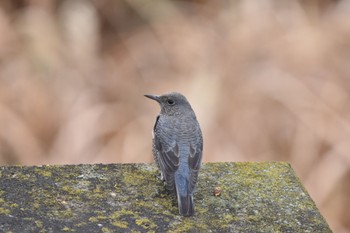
xmin=0 ymin=162 xmax=331 ymax=232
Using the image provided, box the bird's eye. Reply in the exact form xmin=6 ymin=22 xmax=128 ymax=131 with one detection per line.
xmin=167 ymin=99 xmax=175 ymax=105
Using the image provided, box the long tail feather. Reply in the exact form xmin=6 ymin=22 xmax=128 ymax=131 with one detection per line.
xmin=177 ymin=194 xmax=194 ymax=216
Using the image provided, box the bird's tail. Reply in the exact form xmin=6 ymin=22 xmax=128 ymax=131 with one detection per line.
xmin=177 ymin=193 xmax=194 ymax=217
xmin=175 ymin=175 xmax=194 ymax=216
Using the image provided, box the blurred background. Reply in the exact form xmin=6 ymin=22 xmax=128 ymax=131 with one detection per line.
xmin=0 ymin=0 xmax=349 ymax=231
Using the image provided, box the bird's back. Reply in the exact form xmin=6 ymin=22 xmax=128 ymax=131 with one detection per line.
xmin=154 ymin=114 xmax=202 ymax=190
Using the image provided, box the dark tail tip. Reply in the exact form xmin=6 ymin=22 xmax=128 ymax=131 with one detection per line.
xmin=178 ymin=195 xmax=194 ymax=217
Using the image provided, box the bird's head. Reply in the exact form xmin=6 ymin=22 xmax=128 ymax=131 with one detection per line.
xmin=145 ymin=92 xmax=194 ymax=116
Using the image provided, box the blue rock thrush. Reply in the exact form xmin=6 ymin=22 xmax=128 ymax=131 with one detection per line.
xmin=145 ymin=92 xmax=203 ymax=217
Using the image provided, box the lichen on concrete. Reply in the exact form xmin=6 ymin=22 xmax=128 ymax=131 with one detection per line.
xmin=0 ymin=162 xmax=331 ymax=232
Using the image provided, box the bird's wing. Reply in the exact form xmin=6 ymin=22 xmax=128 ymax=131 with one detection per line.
xmin=154 ymin=131 xmax=180 ymax=192
xmin=154 ymin=136 xmax=180 ymax=173
xmin=188 ymin=140 xmax=203 ymax=193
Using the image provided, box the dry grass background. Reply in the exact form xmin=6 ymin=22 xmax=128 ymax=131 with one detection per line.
xmin=0 ymin=0 xmax=350 ymax=231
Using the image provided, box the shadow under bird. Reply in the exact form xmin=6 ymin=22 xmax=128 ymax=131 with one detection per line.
xmin=145 ymin=92 xmax=203 ymax=217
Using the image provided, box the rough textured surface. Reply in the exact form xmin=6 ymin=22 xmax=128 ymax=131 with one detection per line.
xmin=0 ymin=162 xmax=331 ymax=232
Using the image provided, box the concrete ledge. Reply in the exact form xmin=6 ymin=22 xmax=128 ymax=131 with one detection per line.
xmin=0 ymin=162 xmax=331 ymax=232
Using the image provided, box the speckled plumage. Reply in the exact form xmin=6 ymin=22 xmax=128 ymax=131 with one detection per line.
xmin=145 ymin=92 xmax=203 ymax=216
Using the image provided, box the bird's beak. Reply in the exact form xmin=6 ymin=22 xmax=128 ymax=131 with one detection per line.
xmin=144 ymin=94 xmax=161 ymax=103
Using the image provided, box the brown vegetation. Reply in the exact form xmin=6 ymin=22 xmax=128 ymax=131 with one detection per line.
xmin=0 ymin=0 xmax=349 ymax=232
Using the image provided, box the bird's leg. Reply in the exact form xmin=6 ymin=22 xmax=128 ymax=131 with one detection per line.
xmin=154 ymin=170 xmax=165 ymax=181
xmin=160 ymin=171 xmax=164 ymax=181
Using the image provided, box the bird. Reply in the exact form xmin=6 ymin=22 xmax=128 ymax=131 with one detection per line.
xmin=144 ymin=92 xmax=203 ymax=217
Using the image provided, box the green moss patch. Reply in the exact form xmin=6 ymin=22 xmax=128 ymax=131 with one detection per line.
xmin=0 ymin=162 xmax=331 ymax=232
